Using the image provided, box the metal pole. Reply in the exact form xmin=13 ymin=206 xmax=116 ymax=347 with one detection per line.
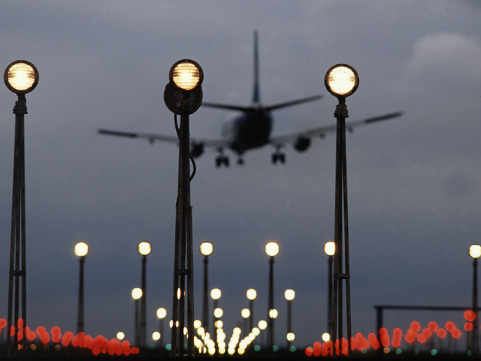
xmin=159 ymin=318 xmax=164 ymax=347
xmin=135 ymin=300 xmax=140 ymax=347
xmin=249 ymin=300 xmax=254 ymax=331
xmin=268 ymin=256 xmax=274 ymax=350
xmin=287 ymin=300 xmax=292 ymax=348
xmin=213 ymin=299 xmax=218 ymax=339
xmin=203 ymin=256 xmax=209 ymax=334
xmin=141 ymin=255 xmax=147 ymax=348
xmin=77 ymin=257 xmax=85 ymax=333
xmin=474 ymin=259 xmax=478 ymax=354
xmin=328 ymin=255 xmax=333 ymax=353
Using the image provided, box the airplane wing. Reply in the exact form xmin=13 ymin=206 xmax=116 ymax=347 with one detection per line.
xmin=98 ymin=129 xmax=230 ymax=150
xmin=201 ymin=102 xmax=254 ymax=112
xmin=269 ymin=111 xmax=404 ymax=147
xmin=263 ymin=95 xmax=323 ymax=112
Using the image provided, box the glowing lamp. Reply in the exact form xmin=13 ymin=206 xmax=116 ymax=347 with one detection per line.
xmin=116 ymin=331 xmax=125 ymax=341
xmin=268 ymin=308 xmax=278 ymax=319
xmin=241 ymin=308 xmax=251 ymax=319
xmin=465 ymin=310 xmax=476 ymax=322
xmin=284 ymin=289 xmax=295 ymax=301
xmin=324 ymin=64 xmax=359 ymax=98
xmin=210 ymin=288 xmax=221 ymax=300
xmin=156 ymin=307 xmax=167 ymax=320
xmin=323 ymin=241 xmax=336 ymax=256
xmin=137 ymin=241 xmax=151 ymax=256
xmin=286 ymin=332 xmax=295 ymax=342
xmin=152 ymin=331 xmax=161 ymax=341
xmin=213 ymin=307 xmax=223 ymax=318
xmin=469 ymin=244 xmax=481 ymax=259
xmin=246 ymin=288 xmax=257 ymax=300
xmin=321 ymin=332 xmax=330 ymax=342
xmin=170 ymin=59 xmax=203 ymax=91
xmin=265 ymin=241 xmax=279 ymax=257
xmin=74 ymin=242 xmax=89 ymax=257
xmin=214 ymin=320 xmax=223 ymax=329
xmin=258 ymin=320 xmax=267 ymax=330
xmin=200 ymin=241 xmax=214 ymax=256
xmin=4 ymin=60 xmax=39 ymax=94
xmin=131 ymin=287 xmax=143 ymax=300
xmin=194 ymin=320 xmax=201 ymax=329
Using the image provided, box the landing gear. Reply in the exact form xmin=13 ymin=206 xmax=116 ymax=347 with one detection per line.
xmin=215 ymin=148 xmax=230 ymax=168
xmin=271 ymin=150 xmax=286 ymax=165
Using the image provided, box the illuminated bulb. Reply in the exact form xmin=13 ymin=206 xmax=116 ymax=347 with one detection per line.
xmin=116 ymin=331 xmax=125 ymax=341
xmin=325 ymin=64 xmax=359 ymax=97
xmin=269 ymin=308 xmax=279 ymax=319
xmin=215 ymin=320 xmax=223 ymax=329
xmin=169 ymin=320 xmax=174 ymax=328
xmin=324 ymin=241 xmax=336 ymax=256
xmin=131 ymin=287 xmax=143 ymax=300
xmin=138 ymin=241 xmax=151 ymax=256
xmin=156 ymin=307 xmax=167 ymax=319
xmin=470 ymin=245 xmax=481 ymax=259
xmin=258 ymin=320 xmax=267 ymax=330
xmin=246 ymin=288 xmax=257 ymax=300
xmin=213 ymin=307 xmax=223 ymax=318
xmin=210 ymin=288 xmax=221 ymax=300
xmin=177 ymin=288 xmax=182 ymax=300
xmin=265 ymin=241 xmax=280 ymax=257
xmin=284 ymin=289 xmax=296 ymax=301
xmin=194 ymin=320 xmax=202 ymax=329
xmin=200 ymin=241 xmax=214 ymax=256
xmin=321 ymin=332 xmax=331 ymax=342
xmin=286 ymin=332 xmax=295 ymax=342
xmin=5 ymin=61 xmax=38 ymax=93
xmin=171 ymin=60 xmax=202 ymax=91
xmin=241 ymin=308 xmax=251 ymax=319
xmin=252 ymin=327 xmax=260 ymax=336
xmin=152 ymin=331 xmax=161 ymax=341
xmin=74 ymin=241 xmax=89 ymax=257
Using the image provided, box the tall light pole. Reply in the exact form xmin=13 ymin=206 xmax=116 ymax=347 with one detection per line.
xmin=137 ymin=241 xmax=151 ymax=348
xmin=284 ymin=289 xmax=295 ymax=348
xmin=156 ymin=307 xmax=167 ymax=347
xmin=246 ymin=288 xmax=257 ymax=331
xmin=265 ymin=241 xmax=279 ymax=350
xmin=4 ymin=60 xmax=39 ymax=356
xmin=241 ymin=308 xmax=251 ymax=334
xmin=324 ymin=64 xmax=359 ymax=353
xmin=164 ymin=59 xmax=203 ymax=357
xmin=200 ymin=241 xmax=214 ymax=335
xmin=131 ymin=287 xmax=143 ymax=347
xmin=323 ymin=240 xmax=336 ymax=345
xmin=74 ymin=241 xmax=89 ymax=334
xmin=469 ymin=244 xmax=481 ymax=355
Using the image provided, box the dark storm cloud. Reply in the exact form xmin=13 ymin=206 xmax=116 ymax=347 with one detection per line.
xmin=0 ymin=0 xmax=480 ymax=347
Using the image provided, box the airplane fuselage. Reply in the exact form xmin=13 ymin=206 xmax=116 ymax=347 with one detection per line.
xmin=229 ymin=108 xmax=273 ymax=154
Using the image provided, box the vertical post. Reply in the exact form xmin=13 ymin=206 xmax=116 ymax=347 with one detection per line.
xmin=203 ymin=256 xmax=209 ymax=335
xmin=77 ymin=258 xmax=85 ymax=333
xmin=141 ymin=255 xmax=147 ymax=348
xmin=159 ymin=318 xmax=164 ymax=348
xmin=249 ymin=300 xmax=254 ymax=331
xmin=287 ymin=300 xmax=292 ymax=348
xmin=135 ymin=300 xmax=140 ymax=347
xmin=328 ymin=255 xmax=333 ymax=353
xmin=268 ymin=256 xmax=274 ymax=350
xmin=375 ymin=306 xmax=383 ymax=356
xmin=473 ymin=259 xmax=478 ymax=354
xmin=213 ymin=299 xmax=218 ymax=339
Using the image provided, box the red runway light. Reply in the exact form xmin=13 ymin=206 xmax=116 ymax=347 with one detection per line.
xmin=437 ymin=328 xmax=447 ymax=339
xmin=464 ymin=322 xmax=474 ymax=332
xmin=379 ymin=327 xmax=390 ymax=347
xmin=392 ymin=328 xmax=402 ymax=348
xmin=428 ymin=321 xmax=438 ymax=331
xmin=368 ymin=333 xmax=380 ymax=350
xmin=465 ymin=310 xmax=476 ymax=322
xmin=410 ymin=320 xmax=421 ymax=332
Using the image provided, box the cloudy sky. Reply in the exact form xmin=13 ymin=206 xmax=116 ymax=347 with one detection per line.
xmin=1 ymin=0 xmax=481 ymax=348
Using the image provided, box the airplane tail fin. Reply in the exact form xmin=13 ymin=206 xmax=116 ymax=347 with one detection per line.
xmin=253 ymin=30 xmax=260 ymax=104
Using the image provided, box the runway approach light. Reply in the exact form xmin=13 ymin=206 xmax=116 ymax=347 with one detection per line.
xmin=74 ymin=242 xmax=89 ymax=257
xmin=170 ymin=60 xmax=203 ymax=91
xmin=131 ymin=287 xmax=143 ymax=300
xmin=284 ymin=289 xmax=296 ymax=301
xmin=156 ymin=307 xmax=167 ymax=319
xmin=325 ymin=64 xmax=359 ymax=98
xmin=138 ymin=241 xmax=152 ymax=256
xmin=4 ymin=60 xmax=39 ymax=94
xmin=324 ymin=241 xmax=336 ymax=256
xmin=200 ymin=241 xmax=214 ymax=256
xmin=210 ymin=288 xmax=221 ymax=300
xmin=470 ymin=245 xmax=481 ymax=259
xmin=265 ymin=241 xmax=280 ymax=257
xmin=246 ymin=288 xmax=257 ymax=300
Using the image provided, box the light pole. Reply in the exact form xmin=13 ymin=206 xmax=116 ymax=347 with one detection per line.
xmin=156 ymin=307 xmax=167 ymax=347
xmin=258 ymin=320 xmax=267 ymax=347
xmin=469 ymin=244 xmax=481 ymax=354
xmin=164 ymin=59 xmax=203 ymax=357
xmin=241 ymin=308 xmax=251 ymax=334
xmin=210 ymin=288 xmax=221 ymax=333
xmin=246 ymin=288 xmax=257 ymax=331
xmin=265 ymin=241 xmax=279 ymax=350
xmin=4 ymin=60 xmax=39 ymax=355
xmin=284 ymin=289 xmax=295 ymax=348
xmin=137 ymin=241 xmax=151 ymax=348
xmin=74 ymin=241 xmax=89 ymax=334
xmin=200 ymin=241 xmax=214 ymax=334
xmin=323 ymin=240 xmax=335 ymax=346
xmin=131 ymin=287 xmax=143 ymax=348
xmin=324 ymin=64 xmax=359 ymax=353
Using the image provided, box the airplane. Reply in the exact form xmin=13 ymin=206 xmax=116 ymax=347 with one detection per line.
xmin=98 ymin=31 xmax=404 ymax=167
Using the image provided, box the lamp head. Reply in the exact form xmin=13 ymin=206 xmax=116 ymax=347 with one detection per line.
xmin=470 ymin=244 xmax=481 ymax=259
xmin=213 ymin=307 xmax=223 ymax=318
xmin=156 ymin=307 xmax=167 ymax=319
xmin=74 ymin=241 xmax=89 ymax=257
xmin=324 ymin=241 xmax=336 ymax=256
xmin=321 ymin=332 xmax=331 ymax=342
xmin=286 ymin=332 xmax=296 ymax=342
xmin=131 ymin=287 xmax=143 ymax=300
xmin=246 ymin=288 xmax=257 ymax=301
xmin=265 ymin=241 xmax=280 ymax=257
xmin=169 ymin=59 xmax=203 ymax=91
xmin=241 ymin=308 xmax=251 ymax=319
xmin=324 ymin=64 xmax=359 ymax=98
xmin=152 ymin=331 xmax=161 ymax=341
xmin=268 ymin=308 xmax=279 ymax=319
xmin=284 ymin=289 xmax=296 ymax=301
xmin=200 ymin=241 xmax=214 ymax=256
xmin=258 ymin=320 xmax=267 ymax=330
xmin=4 ymin=60 xmax=39 ymax=94
xmin=116 ymin=331 xmax=125 ymax=341
xmin=210 ymin=288 xmax=221 ymax=300
xmin=138 ymin=241 xmax=151 ymax=256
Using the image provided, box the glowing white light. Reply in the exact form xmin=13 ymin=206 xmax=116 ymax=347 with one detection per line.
xmin=284 ymin=289 xmax=296 ymax=301
xmin=325 ymin=64 xmax=358 ymax=97
xmin=138 ymin=241 xmax=151 ymax=256
xmin=265 ymin=241 xmax=280 ymax=257
xmin=74 ymin=241 xmax=89 ymax=257
xmin=156 ymin=307 xmax=167 ymax=319
xmin=246 ymin=288 xmax=257 ymax=300
xmin=131 ymin=287 xmax=142 ymax=300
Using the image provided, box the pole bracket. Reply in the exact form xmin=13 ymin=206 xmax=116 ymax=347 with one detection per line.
xmin=334 ymin=103 xmax=348 ymax=119
xmin=335 ymin=272 xmax=350 ymax=280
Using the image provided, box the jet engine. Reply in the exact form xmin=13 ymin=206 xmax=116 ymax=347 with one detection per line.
xmin=190 ymin=142 xmax=204 ymax=158
xmin=294 ymin=136 xmax=311 ymax=152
